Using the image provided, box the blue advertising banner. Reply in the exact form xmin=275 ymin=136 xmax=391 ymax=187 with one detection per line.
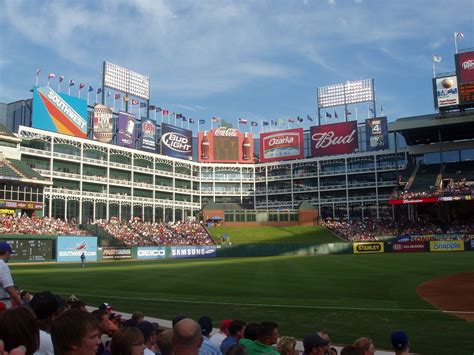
xmin=117 ymin=111 xmax=136 ymax=148
xmin=365 ymin=116 xmax=388 ymax=151
xmin=137 ymin=247 xmax=166 ymax=259
xmin=32 ymin=87 xmax=88 ymax=138
xmin=57 ymin=236 xmax=98 ymax=262
xmin=160 ymin=123 xmax=193 ymax=159
xmin=141 ymin=119 xmax=156 ymax=152
xmin=170 ymin=246 xmax=217 ymax=259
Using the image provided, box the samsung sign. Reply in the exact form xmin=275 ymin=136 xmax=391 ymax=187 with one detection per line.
xmin=160 ymin=123 xmax=192 ymax=160
xmin=137 ymin=247 xmax=166 ymax=259
xmin=170 ymin=246 xmax=217 ymax=259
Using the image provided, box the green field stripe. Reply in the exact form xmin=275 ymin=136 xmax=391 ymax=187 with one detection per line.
xmin=38 ymin=289 xmax=474 ymax=315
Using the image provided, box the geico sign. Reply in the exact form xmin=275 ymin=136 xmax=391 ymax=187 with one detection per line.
xmin=138 ymin=249 xmax=165 ymax=257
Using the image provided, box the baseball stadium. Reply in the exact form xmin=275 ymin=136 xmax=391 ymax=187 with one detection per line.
xmin=1 ymin=50 xmax=474 ymax=355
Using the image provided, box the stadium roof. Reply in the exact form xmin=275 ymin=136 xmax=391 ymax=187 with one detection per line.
xmin=389 ymin=110 xmax=474 ymax=146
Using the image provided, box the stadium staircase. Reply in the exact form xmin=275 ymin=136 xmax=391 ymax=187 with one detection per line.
xmin=82 ymin=223 xmax=126 ymax=247
xmin=443 ymin=161 xmax=474 ymax=183
xmin=406 ymin=163 xmax=442 ymax=192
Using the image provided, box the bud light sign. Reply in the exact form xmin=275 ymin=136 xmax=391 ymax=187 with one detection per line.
xmin=260 ymin=128 xmax=304 ymax=162
xmin=160 ymin=123 xmax=192 ymax=159
xmin=310 ymin=121 xmax=359 ymax=157
xmin=57 ymin=236 xmax=98 ymax=262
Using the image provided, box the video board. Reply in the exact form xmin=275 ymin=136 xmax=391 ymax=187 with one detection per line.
xmin=160 ymin=123 xmax=192 ymax=160
xmin=140 ymin=119 xmax=156 ymax=152
xmin=1 ymin=238 xmax=54 ymax=261
xmin=198 ymin=127 xmax=254 ymax=163
xmin=455 ymin=51 xmax=474 ymax=106
xmin=117 ymin=111 xmax=136 ymax=148
xmin=310 ymin=121 xmax=358 ymax=157
xmin=32 ymin=87 xmax=88 ymax=138
xmin=259 ymin=128 xmax=304 ymax=163
xmin=365 ymin=117 xmax=388 ymax=151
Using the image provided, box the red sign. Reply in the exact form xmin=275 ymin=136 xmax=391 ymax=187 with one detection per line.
xmin=388 ymin=197 xmax=439 ymax=205
xmin=391 ymin=241 xmax=426 ymax=253
xmin=260 ymin=128 xmax=304 ymax=162
xmin=310 ymin=121 xmax=358 ymax=157
xmin=456 ymin=51 xmax=474 ymax=83
xmin=198 ymin=128 xmax=254 ymax=163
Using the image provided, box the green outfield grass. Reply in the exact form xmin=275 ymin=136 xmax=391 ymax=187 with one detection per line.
xmin=12 ymin=252 xmax=474 ymax=355
xmin=207 ymin=225 xmax=341 ymax=244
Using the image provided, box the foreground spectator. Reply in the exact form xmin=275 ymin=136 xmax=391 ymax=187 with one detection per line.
xmin=353 ymin=337 xmax=375 ymax=355
xmin=198 ymin=315 xmax=222 ymax=355
xmin=0 ymin=306 xmax=39 ymax=355
xmin=244 ymin=322 xmax=279 ymax=354
xmin=0 ymin=242 xmax=21 ymax=308
xmin=220 ymin=320 xmax=246 ymax=354
xmin=157 ymin=329 xmax=174 ymax=355
xmin=210 ymin=319 xmax=232 ymax=348
xmin=173 ymin=318 xmax=203 ymax=355
xmin=391 ymin=331 xmax=409 ymax=355
xmin=111 ymin=327 xmax=145 ymax=355
xmin=51 ymin=309 xmax=100 ymax=355
xmin=278 ymin=336 xmax=296 ymax=355
xmin=136 ymin=321 xmax=159 ymax=355
xmin=239 ymin=322 xmax=259 ymax=348
xmin=302 ymin=333 xmax=330 ymax=355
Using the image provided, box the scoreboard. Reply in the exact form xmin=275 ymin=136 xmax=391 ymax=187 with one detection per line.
xmin=2 ymin=238 xmax=55 ymax=261
xmin=213 ymin=136 xmax=239 ymax=161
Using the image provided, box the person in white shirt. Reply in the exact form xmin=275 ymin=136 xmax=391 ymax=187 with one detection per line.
xmin=209 ymin=319 xmax=232 ymax=348
xmin=0 ymin=242 xmax=21 ymax=308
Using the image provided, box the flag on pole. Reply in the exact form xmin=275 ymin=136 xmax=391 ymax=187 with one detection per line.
xmin=59 ymin=75 xmax=64 ymax=83
xmin=69 ymin=80 xmax=75 ymax=87
xmin=211 ymin=117 xmax=222 ymax=122
xmin=189 ymin=118 xmax=195 ymax=124
xmin=88 ymin=86 xmax=93 ymax=92
xmin=334 ymin=111 xmax=338 ymax=119
xmin=455 ymin=32 xmax=464 ymax=39
xmin=297 ymin=116 xmax=303 ymax=123
xmin=239 ymin=118 xmax=248 ymax=124
xmin=346 ymin=109 xmax=351 ymax=116
xmin=199 ymin=119 xmax=205 ymax=124
xmin=131 ymin=99 xmax=139 ymax=105
xmin=48 ymin=73 xmax=56 ymax=79
xmin=432 ymin=56 xmax=442 ymax=63
xmin=114 ymin=93 xmax=121 ymax=100
xmin=97 ymin=88 xmax=102 ymax=94
xmin=306 ymin=115 xmax=313 ymax=122
xmin=162 ymin=109 xmax=169 ymax=115
xmin=57 ymin=75 xmax=65 ymax=93
xmin=140 ymin=102 xmax=147 ymax=108
xmin=325 ymin=112 xmax=332 ymax=118
xmin=278 ymin=118 xmax=284 ymax=126
xmin=263 ymin=121 xmax=269 ymax=126
xmin=36 ymin=69 xmax=42 ymax=76
xmin=288 ymin=117 xmax=294 ymax=123
xmin=79 ymin=83 xmax=85 ymax=90
xmin=149 ymin=105 xmax=156 ymax=111
xmin=251 ymin=121 xmax=258 ymax=126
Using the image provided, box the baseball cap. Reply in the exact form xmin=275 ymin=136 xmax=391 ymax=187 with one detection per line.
xmin=98 ymin=302 xmax=113 ymax=311
xmin=391 ymin=331 xmax=408 ymax=350
xmin=137 ymin=321 xmax=155 ymax=342
xmin=303 ymin=333 xmax=330 ymax=353
xmin=220 ymin=319 xmax=232 ymax=330
xmin=198 ymin=316 xmax=213 ymax=337
xmin=0 ymin=242 xmax=15 ymax=255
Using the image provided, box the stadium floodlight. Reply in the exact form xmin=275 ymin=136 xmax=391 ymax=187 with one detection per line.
xmin=317 ymin=79 xmax=374 ymax=109
xmin=103 ymin=61 xmax=150 ymax=100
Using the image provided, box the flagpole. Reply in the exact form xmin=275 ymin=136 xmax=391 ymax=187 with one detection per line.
xmin=113 ymin=97 xmax=116 ymax=113
xmin=161 ymin=111 xmax=163 ymax=124
xmin=355 ymin=107 xmax=358 ymax=122
xmin=198 ymin=120 xmax=200 ymax=133
xmin=57 ymin=81 xmax=60 ymax=93
xmin=35 ymin=70 xmax=40 ymax=86
xmin=454 ymin=32 xmax=458 ymax=54
xmin=433 ymin=60 xmax=436 ymax=78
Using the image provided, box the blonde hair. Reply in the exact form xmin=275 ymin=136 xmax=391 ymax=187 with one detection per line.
xmin=278 ymin=336 xmax=297 ymax=355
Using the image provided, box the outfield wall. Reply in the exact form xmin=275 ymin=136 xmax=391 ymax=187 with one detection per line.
xmin=2 ymin=236 xmax=473 ymax=263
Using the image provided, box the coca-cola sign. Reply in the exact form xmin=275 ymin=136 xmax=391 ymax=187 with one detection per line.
xmin=260 ymin=128 xmax=304 ymax=162
xmin=214 ymin=127 xmax=238 ymax=137
xmin=456 ymin=51 xmax=474 ymax=83
xmin=310 ymin=121 xmax=359 ymax=157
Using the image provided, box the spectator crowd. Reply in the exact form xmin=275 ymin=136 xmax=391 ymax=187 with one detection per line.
xmin=0 ymin=215 xmax=86 ymax=236
xmin=0 ymin=289 xmax=411 ymax=355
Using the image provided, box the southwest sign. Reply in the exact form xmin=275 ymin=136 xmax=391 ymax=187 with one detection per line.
xmin=33 ymin=87 xmax=88 ymax=138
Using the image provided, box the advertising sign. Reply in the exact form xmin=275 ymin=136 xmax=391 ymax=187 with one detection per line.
xmin=429 ymin=240 xmax=465 ymax=252
xmin=458 ymin=82 xmax=474 ymax=105
xmin=117 ymin=111 xmax=136 ymax=148
xmin=0 ymin=201 xmax=43 ymax=210
xmin=353 ymin=242 xmax=384 ymax=254
xmin=310 ymin=121 xmax=358 ymax=157
xmin=32 ymin=87 xmax=87 ymax=138
xmin=391 ymin=241 xmax=425 ymax=253
xmin=137 ymin=247 xmax=166 ymax=259
xmin=455 ymin=51 xmax=474 ymax=83
xmin=365 ymin=117 xmax=388 ymax=151
xmin=170 ymin=246 xmax=217 ymax=258
xmin=141 ymin=119 xmax=156 ymax=152
xmin=1 ymin=238 xmax=54 ymax=261
xmin=93 ymin=105 xmax=114 ymax=143
xmin=160 ymin=123 xmax=193 ymax=160
xmin=102 ymin=247 xmax=132 ymax=260
xmin=259 ymin=128 xmax=304 ymax=162
xmin=57 ymin=236 xmax=98 ymax=262
xmin=388 ymin=197 xmax=440 ymax=205
xmin=198 ymin=128 xmax=254 ymax=163
xmin=433 ymin=76 xmax=459 ymax=108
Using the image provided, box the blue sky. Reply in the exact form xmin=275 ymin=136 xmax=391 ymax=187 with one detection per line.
xmin=0 ymin=0 xmax=473 ymax=133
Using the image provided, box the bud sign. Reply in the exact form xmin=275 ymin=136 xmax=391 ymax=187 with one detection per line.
xmin=310 ymin=121 xmax=359 ymax=157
